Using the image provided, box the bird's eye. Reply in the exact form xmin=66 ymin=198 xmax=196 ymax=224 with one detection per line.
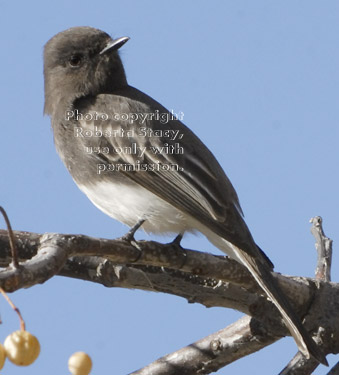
xmin=69 ymin=54 xmax=82 ymax=67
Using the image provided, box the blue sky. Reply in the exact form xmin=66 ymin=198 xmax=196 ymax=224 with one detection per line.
xmin=1 ymin=1 xmax=338 ymax=374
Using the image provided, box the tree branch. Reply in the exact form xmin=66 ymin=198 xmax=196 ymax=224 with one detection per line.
xmin=0 ymin=228 xmax=338 ymax=373
xmin=0 ymin=230 xmax=315 ymax=325
xmin=129 ymin=315 xmax=277 ymax=375
xmin=327 ymin=362 xmax=339 ymax=375
xmin=310 ymin=216 xmax=333 ymax=282
xmin=279 ymin=352 xmax=319 ymax=375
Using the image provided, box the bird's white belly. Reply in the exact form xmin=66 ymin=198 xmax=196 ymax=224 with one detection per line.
xmin=77 ymin=180 xmax=194 ymax=235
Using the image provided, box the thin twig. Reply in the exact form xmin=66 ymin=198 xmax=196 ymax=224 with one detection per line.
xmin=0 ymin=207 xmax=19 ymax=268
xmin=0 ymin=287 xmax=25 ymax=331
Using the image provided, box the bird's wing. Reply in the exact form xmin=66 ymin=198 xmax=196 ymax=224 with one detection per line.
xmin=75 ymin=91 xmax=263 ymax=258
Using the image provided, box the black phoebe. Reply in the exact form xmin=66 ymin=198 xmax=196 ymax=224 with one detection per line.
xmin=43 ymin=27 xmax=327 ymax=365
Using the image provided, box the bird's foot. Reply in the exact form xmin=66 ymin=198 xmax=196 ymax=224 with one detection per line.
xmin=170 ymin=233 xmax=184 ymax=247
xmin=167 ymin=233 xmax=187 ymax=268
xmin=121 ymin=218 xmax=145 ymax=243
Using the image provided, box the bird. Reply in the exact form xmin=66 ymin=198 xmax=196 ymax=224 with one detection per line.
xmin=43 ymin=26 xmax=327 ymax=365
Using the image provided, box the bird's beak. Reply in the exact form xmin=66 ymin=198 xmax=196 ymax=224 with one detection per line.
xmin=100 ymin=36 xmax=130 ymax=55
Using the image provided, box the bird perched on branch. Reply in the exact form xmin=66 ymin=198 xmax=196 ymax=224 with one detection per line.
xmin=43 ymin=26 xmax=327 ymax=366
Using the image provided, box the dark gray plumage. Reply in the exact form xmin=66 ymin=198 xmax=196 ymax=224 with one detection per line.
xmin=43 ymin=26 xmax=327 ymax=365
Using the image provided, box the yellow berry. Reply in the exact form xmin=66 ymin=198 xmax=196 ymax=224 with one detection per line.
xmin=68 ymin=352 xmax=92 ymax=375
xmin=4 ymin=330 xmax=40 ymax=366
xmin=0 ymin=343 xmax=6 ymax=369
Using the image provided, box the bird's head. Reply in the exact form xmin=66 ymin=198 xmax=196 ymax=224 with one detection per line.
xmin=43 ymin=26 xmax=129 ymax=115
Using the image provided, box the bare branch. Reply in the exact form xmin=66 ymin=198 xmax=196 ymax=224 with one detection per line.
xmin=279 ymin=351 xmax=319 ymax=375
xmin=310 ymin=216 xmax=333 ymax=282
xmin=61 ymin=257 xmax=259 ymax=312
xmin=0 ymin=206 xmax=19 ymax=268
xmin=327 ymin=362 xmax=339 ymax=375
xmin=0 ymin=230 xmax=312 ymax=301
xmin=0 ymin=229 xmax=338 ymax=365
xmin=0 ymin=232 xmax=69 ymax=291
xmin=129 ymin=315 xmax=277 ymax=375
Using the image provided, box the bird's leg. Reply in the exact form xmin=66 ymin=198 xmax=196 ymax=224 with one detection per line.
xmin=168 ymin=232 xmax=187 ymax=268
xmin=171 ymin=233 xmax=184 ymax=246
xmin=120 ymin=218 xmax=155 ymax=288
xmin=121 ymin=218 xmax=145 ymax=243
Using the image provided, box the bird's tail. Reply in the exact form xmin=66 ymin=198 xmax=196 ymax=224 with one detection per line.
xmin=207 ymin=235 xmax=328 ymax=366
